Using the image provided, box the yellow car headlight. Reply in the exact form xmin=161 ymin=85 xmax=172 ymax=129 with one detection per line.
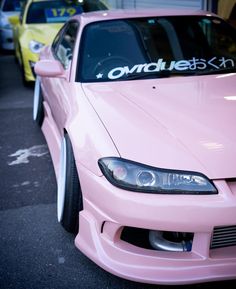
xmin=29 ymin=40 xmax=44 ymax=54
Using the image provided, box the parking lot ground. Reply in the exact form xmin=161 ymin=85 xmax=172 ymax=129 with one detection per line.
xmin=0 ymin=53 xmax=235 ymax=289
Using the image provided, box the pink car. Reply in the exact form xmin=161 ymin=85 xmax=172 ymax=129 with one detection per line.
xmin=34 ymin=9 xmax=236 ymax=285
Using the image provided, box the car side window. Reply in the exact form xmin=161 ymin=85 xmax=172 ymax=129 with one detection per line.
xmin=55 ymin=21 xmax=79 ymax=69
xmin=51 ymin=25 xmax=67 ymax=56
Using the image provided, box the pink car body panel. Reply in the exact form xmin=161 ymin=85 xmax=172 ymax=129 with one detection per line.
xmin=82 ymin=74 xmax=236 ymax=179
xmin=35 ymin=9 xmax=236 ymax=285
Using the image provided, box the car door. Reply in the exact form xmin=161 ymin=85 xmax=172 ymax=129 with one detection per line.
xmin=43 ymin=20 xmax=80 ymax=134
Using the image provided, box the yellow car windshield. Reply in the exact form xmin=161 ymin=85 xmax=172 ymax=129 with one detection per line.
xmin=26 ymin=0 xmax=107 ymax=24
xmin=26 ymin=0 xmax=83 ymax=24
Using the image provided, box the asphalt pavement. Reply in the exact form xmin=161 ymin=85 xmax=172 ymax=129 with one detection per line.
xmin=0 ymin=52 xmax=235 ymax=289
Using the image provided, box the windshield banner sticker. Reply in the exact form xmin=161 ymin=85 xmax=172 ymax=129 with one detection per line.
xmin=45 ymin=7 xmax=82 ymax=22
xmin=101 ymin=57 xmax=235 ymax=80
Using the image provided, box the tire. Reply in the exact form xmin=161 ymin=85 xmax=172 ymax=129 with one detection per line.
xmin=19 ymin=49 xmax=30 ymax=86
xmin=15 ymin=42 xmax=21 ymax=65
xmin=33 ymin=76 xmax=44 ymax=126
xmin=57 ymin=134 xmax=83 ymax=233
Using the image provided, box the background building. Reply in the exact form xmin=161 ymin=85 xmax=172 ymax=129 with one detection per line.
xmin=103 ymin=0 xmax=236 ymax=27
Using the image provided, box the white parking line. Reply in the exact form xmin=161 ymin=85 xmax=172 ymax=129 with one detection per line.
xmin=8 ymin=145 xmax=48 ymax=166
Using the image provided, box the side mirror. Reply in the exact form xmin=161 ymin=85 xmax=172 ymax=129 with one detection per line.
xmin=34 ymin=59 xmax=66 ymax=78
xmin=8 ymin=15 xmax=20 ymax=26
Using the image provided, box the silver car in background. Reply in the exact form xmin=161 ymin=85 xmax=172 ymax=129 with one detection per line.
xmin=0 ymin=0 xmax=24 ymax=50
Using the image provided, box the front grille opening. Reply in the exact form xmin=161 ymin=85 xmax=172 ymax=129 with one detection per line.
xmin=121 ymin=227 xmax=152 ymax=249
xmin=121 ymin=227 xmax=194 ymax=252
xmin=211 ymin=225 xmax=236 ymax=249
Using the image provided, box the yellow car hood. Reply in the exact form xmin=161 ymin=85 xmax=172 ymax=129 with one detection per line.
xmin=23 ymin=23 xmax=63 ymax=45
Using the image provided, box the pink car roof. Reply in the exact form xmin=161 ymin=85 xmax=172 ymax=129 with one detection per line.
xmin=72 ymin=9 xmax=215 ymax=27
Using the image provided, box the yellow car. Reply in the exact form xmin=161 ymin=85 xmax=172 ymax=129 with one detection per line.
xmin=9 ymin=0 xmax=107 ymax=84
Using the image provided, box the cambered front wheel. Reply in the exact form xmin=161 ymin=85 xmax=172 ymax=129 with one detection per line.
xmin=57 ymin=134 xmax=83 ymax=233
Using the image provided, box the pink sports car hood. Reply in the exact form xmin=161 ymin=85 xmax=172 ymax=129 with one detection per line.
xmin=82 ymin=74 xmax=236 ymax=179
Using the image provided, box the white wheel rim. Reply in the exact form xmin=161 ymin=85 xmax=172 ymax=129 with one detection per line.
xmin=57 ymin=137 xmax=67 ymax=222
xmin=33 ymin=76 xmax=41 ymax=121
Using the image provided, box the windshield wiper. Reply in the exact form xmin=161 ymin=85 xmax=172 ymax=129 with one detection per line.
xmin=125 ymin=70 xmax=172 ymax=80
xmin=195 ymin=67 xmax=236 ymax=75
xmin=124 ymin=66 xmax=236 ymax=80
xmin=125 ymin=69 xmax=197 ymax=80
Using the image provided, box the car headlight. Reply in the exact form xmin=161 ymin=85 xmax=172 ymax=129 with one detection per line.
xmin=3 ymin=23 xmax=12 ymax=29
xmin=29 ymin=40 xmax=44 ymax=54
xmin=98 ymin=157 xmax=218 ymax=195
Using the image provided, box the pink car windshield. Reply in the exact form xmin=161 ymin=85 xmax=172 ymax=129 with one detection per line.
xmin=78 ymin=16 xmax=236 ymax=82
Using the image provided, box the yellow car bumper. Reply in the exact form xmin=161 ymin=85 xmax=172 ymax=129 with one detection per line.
xmin=21 ymin=47 xmax=40 ymax=82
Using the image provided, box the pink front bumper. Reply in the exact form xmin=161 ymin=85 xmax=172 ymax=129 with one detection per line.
xmin=75 ymin=164 xmax=236 ymax=285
